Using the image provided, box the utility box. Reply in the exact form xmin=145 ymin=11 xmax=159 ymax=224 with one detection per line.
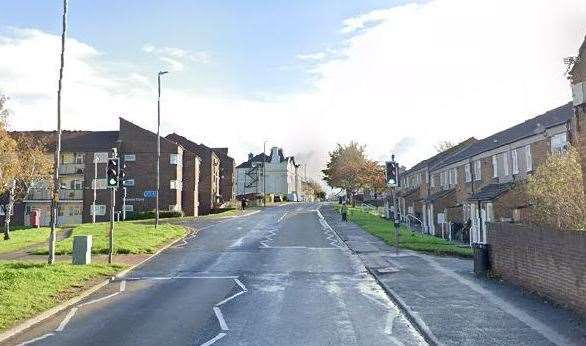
xmin=72 ymin=235 xmax=92 ymax=265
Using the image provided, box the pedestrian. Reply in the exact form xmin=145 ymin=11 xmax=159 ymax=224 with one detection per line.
xmin=241 ymin=198 xmax=247 ymax=210
xmin=341 ymin=202 xmax=348 ymax=222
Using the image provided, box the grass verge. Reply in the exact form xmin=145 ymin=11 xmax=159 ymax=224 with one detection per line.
xmin=0 ymin=261 xmax=122 ymax=331
xmin=344 ymin=207 xmax=473 ymax=258
xmin=34 ymin=222 xmax=185 ymax=255
xmin=0 ymin=227 xmax=52 ymax=254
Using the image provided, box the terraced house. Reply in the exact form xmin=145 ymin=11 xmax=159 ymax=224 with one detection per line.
xmin=399 ymin=103 xmax=573 ymax=244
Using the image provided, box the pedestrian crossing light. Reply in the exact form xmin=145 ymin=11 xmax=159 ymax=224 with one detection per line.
xmin=385 ymin=161 xmax=398 ymax=187
xmin=107 ymin=158 xmax=119 ymax=188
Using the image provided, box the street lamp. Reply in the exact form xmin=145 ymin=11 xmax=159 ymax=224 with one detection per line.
xmin=156 ymin=71 xmax=168 ymax=228
xmin=263 ymin=140 xmax=267 ymax=206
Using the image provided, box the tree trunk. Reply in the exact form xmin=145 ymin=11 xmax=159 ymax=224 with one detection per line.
xmin=3 ymin=180 xmax=16 ymax=240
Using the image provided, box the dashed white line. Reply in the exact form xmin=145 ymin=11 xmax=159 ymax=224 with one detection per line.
xmin=119 ymin=280 xmax=126 ymax=292
xmin=78 ymin=292 xmax=120 ymax=307
xmin=55 ymin=307 xmax=78 ymax=332
xmin=213 ymin=307 xmax=229 ymax=331
xmin=234 ymin=278 xmax=247 ymax=292
xmin=17 ymin=333 xmax=54 ymax=345
xmin=201 ymin=332 xmax=227 ymax=346
xmin=215 ymin=291 xmax=245 ymax=307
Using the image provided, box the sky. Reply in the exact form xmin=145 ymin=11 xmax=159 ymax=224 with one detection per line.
xmin=0 ymin=0 xmax=585 ymax=187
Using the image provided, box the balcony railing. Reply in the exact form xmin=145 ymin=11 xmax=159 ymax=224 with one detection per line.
xmin=26 ymin=189 xmax=83 ymax=201
xmin=59 ymin=163 xmax=85 ymax=175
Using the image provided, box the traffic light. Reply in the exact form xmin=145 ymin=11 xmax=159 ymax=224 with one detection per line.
xmin=119 ymin=161 xmax=127 ymax=187
xmin=107 ymin=158 xmax=119 ymax=187
xmin=385 ymin=161 xmax=399 ymax=187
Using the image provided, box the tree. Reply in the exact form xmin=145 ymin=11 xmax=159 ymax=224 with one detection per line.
xmin=434 ymin=140 xmax=454 ymax=153
xmin=301 ymin=179 xmax=325 ymax=201
xmin=526 ymin=146 xmax=585 ymax=230
xmin=0 ymin=95 xmax=19 ymax=240
xmin=322 ymin=142 xmax=384 ymax=204
xmin=362 ymin=161 xmax=387 ymax=198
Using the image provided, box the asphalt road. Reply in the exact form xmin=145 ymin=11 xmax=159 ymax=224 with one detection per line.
xmin=8 ymin=203 xmax=425 ymax=346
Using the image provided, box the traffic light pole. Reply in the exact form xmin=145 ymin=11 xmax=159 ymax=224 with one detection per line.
xmin=109 ymin=186 xmax=115 ymax=264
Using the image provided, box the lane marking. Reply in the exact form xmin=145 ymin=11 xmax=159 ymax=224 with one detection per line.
xmin=17 ymin=333 xmax=54 ymax=346
xmin=213 ymin=307 xmax=229 ymax=331
xmin=201 ymin=332 xmax=227 ymax=346
xmin=138 ymin=276 xmax=238 ymax=280
xmin=78 ymin=292 xmax=120 ymax=307
xmin=277 ymin=211 xmax=288 ymax=223
xmin=215 ymin=291 xmax=245 ymax=307
xmin=384 ymin=310 xmax=399 ymax=335
xmin=119 ymin=280 xmax=126 ymax=292
xmin=55 ymin=308 xmax=77 ymax=332
xmin=234 ymin=278 xmax=247 ymax=292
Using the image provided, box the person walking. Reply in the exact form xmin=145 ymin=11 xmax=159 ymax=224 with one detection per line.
xmin=341 ymin=202 xmax=348 ymax=222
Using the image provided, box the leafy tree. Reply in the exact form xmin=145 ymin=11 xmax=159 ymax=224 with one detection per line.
xmin=0 ymin=95 xmax=19 ymax=239
xmin=526 ymin=146 xmax=585 ymax=230
xmin=362 ymin=161 xmax=387 ymax=198
xmin=301 ymin=178 xmax=325 ymax=201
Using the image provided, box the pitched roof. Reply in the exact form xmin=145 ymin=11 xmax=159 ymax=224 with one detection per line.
xmin=165 ymin=133 xmax=215 ymax=158
xmin=404 ymin=137 xmax=477 ymax=174
xmin=469 ymin=183 xmax=514 ymax=201
xmin=235 ymin=153 xmax=270 ymax=169
xmin=10 ymin=130 xmax=119 ymax=152
xmin=425 ymin=188 xmax=455 ymax=203
xmin=437 ymin=102 xmax=573 ymax=169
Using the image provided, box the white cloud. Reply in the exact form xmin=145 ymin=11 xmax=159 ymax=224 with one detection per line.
xmin=159 ymin=56 xmax=184 ymax=72
xmin=1 ymin=0 xmax=585 ymax=188
xmin=296 ymin=52 xmax=326 ymax=61
xmin=142 ymin=43 xmax=211 ymax=70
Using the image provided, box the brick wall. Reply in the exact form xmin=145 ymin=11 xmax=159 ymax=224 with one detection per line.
xmin=488 ymin=222 xmax=586 ymax=315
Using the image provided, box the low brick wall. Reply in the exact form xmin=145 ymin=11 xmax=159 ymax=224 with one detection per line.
xmin=487 ymin=222 xmax=586 ymax=315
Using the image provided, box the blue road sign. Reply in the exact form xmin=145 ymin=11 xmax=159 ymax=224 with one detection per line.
xmin=143 ymin=190 xmax=156 ymax=198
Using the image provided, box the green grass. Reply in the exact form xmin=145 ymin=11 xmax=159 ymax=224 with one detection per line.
xmin=343 ymin=207 xmax=473 ymax=258
xmin=0 ymin=227 xmax=52 ymax=254
xmin=34 ymin=222 xmax=186 ymax=255
xmin=0 ymin=261 xmax=122 ymax=330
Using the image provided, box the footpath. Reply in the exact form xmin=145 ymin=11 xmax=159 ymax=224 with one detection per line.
xmin=320 ymin=205 xmax=586 ymax=346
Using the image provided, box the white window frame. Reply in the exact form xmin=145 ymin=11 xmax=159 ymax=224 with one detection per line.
xmin=474 ymin=160 xmax=481 ymax=181
xmin=74 ymin=153 xmax=84 ymax=164
xmin=72 ymin=179 xmax=83 ymax=190
xmin=486 ymin=203 xmax=494 ymax=222
xmin=91 ymin=204 xmax=106 ymax=216
xmin=94 ymin=152 xmax=109 ymax=163
xmin=123 ymin=204 xmax=134 ymax=212
xmin=503 ymin=152 xmax=509 ymax=176
xmin=170 ymin=180 xmax=183 ymax=190
xmin=550 ymin=132 xmax=568 ymax=153
xmin=124 ymin=154 xmax=136 ymax=162
xmin=492 ymin=155 xmax=498 ymax=178
xmin=511 ymin=149 xmax=519 ymax=175
xmin=430 ymin=175 xmax=435 ymax=188
xmin=170 ymin=153 xmax=182 ymax=165
xmin=525 ymin=145 xmax=532 ymax=172
xmin=92 ymin=178 xmax=107 ymax=190
xmin=464 ymin=163 xmax=471 ymax=183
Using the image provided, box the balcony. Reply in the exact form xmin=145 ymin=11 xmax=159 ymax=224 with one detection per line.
xmin=59 ymin=163 xmax=85 ymax=175
xmin=25 ymin=189 xmax=83 ymax=201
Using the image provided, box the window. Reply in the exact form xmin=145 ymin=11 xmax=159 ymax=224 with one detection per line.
xmin=485 ymin=203 xmax=494 ymax=222
xmin=72 ymin=179 xmax=83 ymax=190
xmin=94 ymin=152 xmax=108 ymax=163
xmin=474 ymin=161 xmax=481 ymax=181
xmin=464 ymin=164 xmax=471 ymax=183
xmin=551 ymin=132 xmax=568 ymax=153
xmin=169 ymin=204 xmax=181 ymax=212
xmin=492 ymin=155 xmax=498 ymax=178
xmin=123 ymin=179 xmax=135 ymax=187
xmin=430 ymin=175 xmax=435 ymax=188
xmin=525 ymin=145 xmax=532 ymax=172
xmin=502 ymin=153 xmax=509 ymax=176
xmin=170 ymin=153 xmax=182 ymax=165
xmin=448 ymin=168 xmax=457 ymax=186
xmin=92 ymin=178 xmax=107 ymax=190
xmin=74 ymin=153 xmax=84 ymax=164
xmin=123 ymin=204 xmax=134 ymax=212
xmin=511 ymin=149 xmax=519 ymax=175
xmin=170 ymin=180 xmax=182 ymax=190
xmin=91 ymin=204 xmax=106 ymax=216
xmin=124 ymin=154 xmax=136 ymax=162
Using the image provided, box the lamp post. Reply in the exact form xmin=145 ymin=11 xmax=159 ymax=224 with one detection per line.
xmin=156 ymin=71 xmax=168 ymax=228
xmin=49 ymin=0 xmax=67 ymax=264
xmin=263 ymin=140 xmax=267 ymax=206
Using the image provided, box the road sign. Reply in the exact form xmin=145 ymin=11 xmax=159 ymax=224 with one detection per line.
xmin=143 ymin=191 xmax=156 ymax=198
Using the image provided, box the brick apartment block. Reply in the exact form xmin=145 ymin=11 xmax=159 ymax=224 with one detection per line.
xmin=166 ymin=133 xmax=223 ymax=215
xmin=212 ymin=147 xmax=236 ymax=204
xmin=398 ymin=103 xmax=573 ymax=244
xmin=1 ymin=118 xmax=211 ymax=226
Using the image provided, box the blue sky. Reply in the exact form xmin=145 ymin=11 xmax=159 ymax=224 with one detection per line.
xmin=1 ymin=0 xmax=410 ymax=96
xmin=0 ymin=1 xmax=585 ymax=182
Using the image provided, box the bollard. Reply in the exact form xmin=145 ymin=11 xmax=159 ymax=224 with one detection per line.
xmin=72 ymin=235 xmax=92 ymax=265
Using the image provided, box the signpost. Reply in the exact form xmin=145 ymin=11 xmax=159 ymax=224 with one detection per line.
xmin=386 ymin=155 xmax=400 ymax=255
xmin=143 ymin=190 xmax=156 ymax=198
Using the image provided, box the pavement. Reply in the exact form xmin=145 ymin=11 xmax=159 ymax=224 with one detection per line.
xmin=4 ymin=203 xmax=425 ymax=346
xmin=320 ymin=205 xmax=586 ymax=346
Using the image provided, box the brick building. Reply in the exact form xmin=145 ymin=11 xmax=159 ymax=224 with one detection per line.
xmin=568 ymin=35 xmax=586 ymax=198
xmin=166 ymin=133 xmax=221 ymax=215
xmin=399 ymin=103 xmax=573 ymax=243
xmin=212 ymin=147 xmax=236 ymax=204
xmin=3 ymin=118 xmax=203 ymax=226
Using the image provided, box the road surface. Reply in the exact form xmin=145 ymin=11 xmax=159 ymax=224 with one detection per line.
xmin=8 ymin=203 xmax=425 ymax=346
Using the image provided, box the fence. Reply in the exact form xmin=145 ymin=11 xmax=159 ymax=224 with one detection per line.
xmin=487 ymin=222 xmax=586 ymax=315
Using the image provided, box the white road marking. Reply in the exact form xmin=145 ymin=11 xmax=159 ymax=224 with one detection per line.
xmin=55 ymin=307 xmax=78 ymax=332
xmin=139 ymin=276 xmax=238 ymax=280
xmin=17 ymin=333 xmax=54 ymax=345
xmin=264 ymin=246 xmax=340 ymax=250
xmin=277 ymin=211 xmax=288 ymax=223
xmin=78 ymin=292 xmax=120 ymax=307
xmin=213 ymin=307 xmax=229 ymax=331
xmin=384 ymin=310 xmax=399 ymax=335
xmin=200 ymin=332 xmax=227 ymax=346
xmin=119 ymin=280 xmax=126 ymax=292
xmin=215 ymin=290 xmax=245 ymax=307
xmin=234 ymin=278 xmax=247 ymax=292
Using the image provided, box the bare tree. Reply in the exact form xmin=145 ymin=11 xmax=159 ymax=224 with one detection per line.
xmin=434 ymin=140 xmax=455 ymax=153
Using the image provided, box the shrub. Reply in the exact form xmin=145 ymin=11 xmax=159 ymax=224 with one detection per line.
xmin=125 ymin=210 xmax=183 ymax=221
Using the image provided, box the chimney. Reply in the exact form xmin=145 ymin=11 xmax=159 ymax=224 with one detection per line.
xmin=271 ymin=147 xmax=280 ymax=163
xmin=248 ymin=153 xmax=254 ymax=161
